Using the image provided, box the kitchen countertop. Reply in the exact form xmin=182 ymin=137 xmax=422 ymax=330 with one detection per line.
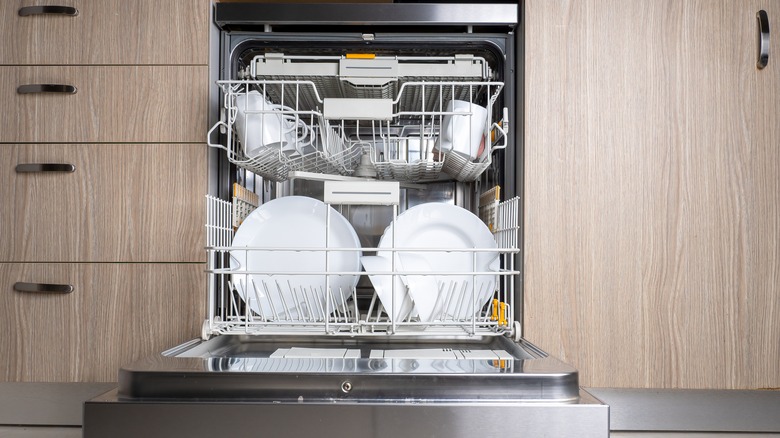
xmin=588 ymin=388 xmax=780 ymax=433
xmin=0 ymin=383 xmax=114 ymax=426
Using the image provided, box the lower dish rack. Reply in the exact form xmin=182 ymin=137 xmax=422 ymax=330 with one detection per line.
xmin=202 ymin=185 xmax=521 ymax=340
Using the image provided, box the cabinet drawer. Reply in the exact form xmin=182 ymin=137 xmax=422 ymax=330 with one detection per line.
xmin=0 ymin=0 xmax=208 ymax=65
xmin=1 ymin=66 xmax=207 ymax=143
xmin=0 ymin=144 xmax=206 ymax=263
xmin=0 ymin=263 xmax=206 ymax=382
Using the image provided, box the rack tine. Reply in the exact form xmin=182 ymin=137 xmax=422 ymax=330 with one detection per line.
xmin=249 ymin=279 xmax=266 ymax=321
xmin=228 ymin=279 xmax=242 ymax=322
xmin=295 ymin=284 xmax=312 ymax=322
xmin=267 ymin=280 xmax=281 ymax=321
xmin=366 ymin=292 xmax=378 ymax=322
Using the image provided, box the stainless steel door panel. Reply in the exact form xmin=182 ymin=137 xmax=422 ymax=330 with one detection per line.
xmin=85 ymin=389 xmax=608 ymax=438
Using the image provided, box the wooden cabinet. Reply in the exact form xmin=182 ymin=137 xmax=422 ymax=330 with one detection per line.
xmin=524 ymin=0 xmax=780 ymax=389
xmin=0 ymin=0 xmax=211 ymax=383
xmin=0 ymin=263 xmax=205 ymax=382
xmin=0 ymin=66 xmax=207 ymax=143
xmin=0 ymin=144 xmax=206 ymax=263
xmin=0 ymin=0 xmax=209 ymax=65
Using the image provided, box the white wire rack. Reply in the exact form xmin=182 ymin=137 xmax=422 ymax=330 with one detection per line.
xmin=207 ymin=55 xmax=508 ymax=183
xmin=205 ymin=195 xmax=233 ymax=248
xmin=207 ymin=80 xmax=363 ymax=182
xmin=250 ymin=53 xmax=492 ymax=100
xmin=348 ymin=81 xmax=507 ymax=182
xmin=202 ymin=195 xmax=521 ymax=339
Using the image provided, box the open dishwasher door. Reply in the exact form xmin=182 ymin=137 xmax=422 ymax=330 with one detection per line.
xmin=85 ymin=3 xmax=607 ymax=437
xmin=85 ymin=334 xmax=606 ymax=437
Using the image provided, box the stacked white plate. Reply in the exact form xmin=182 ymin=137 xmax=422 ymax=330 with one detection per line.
xmin=363 ymin=203 xmax=499 ymax=322
xmin=230 ymin=196 xmax=361 ymax=320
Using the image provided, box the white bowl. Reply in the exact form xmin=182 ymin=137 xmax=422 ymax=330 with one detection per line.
xmin=233 ymin=90 xmax=309 ymax=158
xmin=435 ymin=99 xmax=488 ymax=161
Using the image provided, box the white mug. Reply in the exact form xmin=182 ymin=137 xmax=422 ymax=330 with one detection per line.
xmin=435 ymin=100 xmax=488 ymax=161
xmin=233 ymin=90 xmax=310 ymax=158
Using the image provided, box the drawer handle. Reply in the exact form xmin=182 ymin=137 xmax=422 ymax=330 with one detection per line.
xmin=18 ymin=6 xmax=79 ymax=17
xmin=14 ymin=282 xmax=74 ymax=294
xmin=15 ymin=163 xmax=76 ymax=173
xmin=757 ymin=10 xmax=769 ymax=69
xmin=17 ymin=84 xmax=77 ymax=95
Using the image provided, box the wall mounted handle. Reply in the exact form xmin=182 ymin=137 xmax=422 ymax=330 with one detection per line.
xmin=14 ymin=282 xmax=74 ymax=294
xmin=757 ymin=10 xmax=769 ymax=69
xmin=15 ymin=163 xmax=76 ymax=173
xmin=17 ymin=84 xmax=77 ymax=95
xmin=18 ymin=6 xmax=78 ymax=17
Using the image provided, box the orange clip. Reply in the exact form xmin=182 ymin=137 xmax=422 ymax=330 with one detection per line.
xmin=345 ymin=53 xmax=376 ymax=59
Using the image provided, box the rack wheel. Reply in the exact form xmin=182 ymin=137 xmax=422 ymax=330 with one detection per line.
xmin=201 ymin=319 xmax=212 ymax=341
xmin=513 ymin=321 xmax=522 ymax=342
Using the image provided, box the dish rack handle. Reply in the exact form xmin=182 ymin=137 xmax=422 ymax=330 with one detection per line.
xmin=489 ymin=107 xmax=510 ymax=153
xmin=207 ymin=121 xmax=230 ymax=152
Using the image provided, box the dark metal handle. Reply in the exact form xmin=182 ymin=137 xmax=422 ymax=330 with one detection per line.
xmin=757 ymin=10 xmax=769 ymax=69
xmin=18 ymin=6 xmax=78 ymax=17
xmin=17 ymin=84 xmax=77 ymax=94
xmin=14 ymin=282 xmax=74 ymax=294
xmin=15 ymin=163 xmax=76 ymax=173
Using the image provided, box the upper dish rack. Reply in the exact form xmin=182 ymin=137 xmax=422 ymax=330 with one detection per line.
xmin=202 ymin=184 xmax=520 ymax=340
xmin=207 ymin=54 xmax=508 ymax=183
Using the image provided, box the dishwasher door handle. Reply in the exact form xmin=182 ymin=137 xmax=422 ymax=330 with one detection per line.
xmin=18 ymin=6 xmax=79 ymax=17
xmin=15 ymin=163 xmax=76 ymax=173
xmin=14 ymin=282 xmax=74 ymax=294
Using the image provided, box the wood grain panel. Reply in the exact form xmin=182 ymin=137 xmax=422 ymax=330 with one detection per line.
xmin=0 ymin=144 xmax=206 ymax=263
xmin=0 ymin=66 xmax=207 ymax=143
xmin=0 ymin=0 xmax=209 ymax=65
xmin=0 ymin=263 xmax=206 ymax=382
xmin=524 ymin=0 xmax=780 ymax=388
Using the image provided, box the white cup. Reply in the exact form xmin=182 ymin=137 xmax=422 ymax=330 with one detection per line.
xmin=435 ymin=100 xmax=488 ymax=160
xmin=233 ymin=90 xmax=310 ymax=158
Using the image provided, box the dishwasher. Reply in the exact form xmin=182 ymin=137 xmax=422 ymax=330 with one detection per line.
xmin=84 ymin=3 xmax=608 ymax=437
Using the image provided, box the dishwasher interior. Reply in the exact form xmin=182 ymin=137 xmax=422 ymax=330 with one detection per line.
xmin=110 ymin=1 xmax=583 ymax=407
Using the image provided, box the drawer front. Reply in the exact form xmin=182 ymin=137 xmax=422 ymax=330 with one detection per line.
xmin=1 ymin=66 xmax=207 ymax=143
xmin=0 ymin=144 xmax=206 ymax=262
xmin=0 ymin=0 xmax=208 ymax=65
xmin=0 ymin=263 xmax=206 ymax=382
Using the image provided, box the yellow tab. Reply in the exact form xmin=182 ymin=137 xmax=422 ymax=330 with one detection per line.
xmin=499 ymin=302 xmax=507 ymax=326
xmin=491 ymin=299 xmax=499 ymax=321
xmin=492 ymin=359 xmax=507 ymax=369
xmin=346 ymin=53 xmax=376 ymax=59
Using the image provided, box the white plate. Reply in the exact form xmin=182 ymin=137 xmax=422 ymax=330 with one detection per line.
xmin=360 ymin=255 xmax=414 ymax=322
xmin=230 ymin=196 xmax=361 ymax=320
xmin=395 ymin=253 xmax=441 ymax=322
xmin=377 ymin=203 xmax=499 ymax=321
